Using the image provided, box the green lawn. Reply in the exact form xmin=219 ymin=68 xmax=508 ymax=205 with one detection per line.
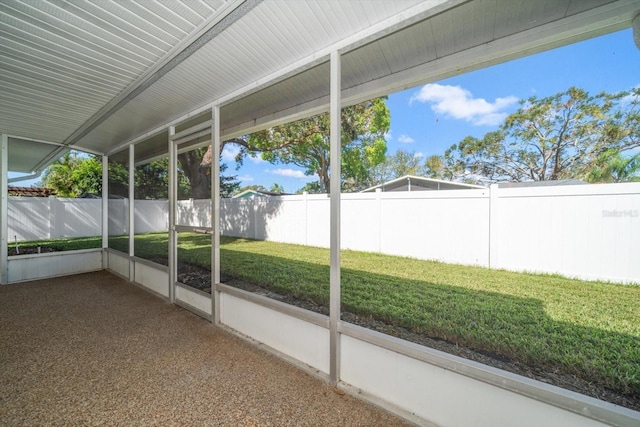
xmin=13 ymin=232 xmax=640 ymax=399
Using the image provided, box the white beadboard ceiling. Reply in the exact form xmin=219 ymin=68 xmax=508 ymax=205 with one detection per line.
xmin=1 ymin=0 xmax=638 ymax=171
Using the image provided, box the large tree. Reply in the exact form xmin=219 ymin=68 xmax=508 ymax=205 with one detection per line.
xmin=369 ymin=149 xmax=429 ymax=185
xmin=585 ymin=150 xmax=640 ymax=183
xmin=226 ymin=97 xmax=390 ymax=193
xmin=40 ymin=153 xmax=102 ymax=197
xmin=183 ymin=147 xmax=241 ymax=199
xmin=436 ymin=87 xmax=640 ymax=183
xmin=42 ymin=151 xmax=240 ymax=199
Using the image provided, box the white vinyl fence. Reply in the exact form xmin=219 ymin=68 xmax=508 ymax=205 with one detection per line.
xmin=9 ymin=197 xmax=103 ymax=241
xmin=8 ymin=183 xmax=640 ymax=283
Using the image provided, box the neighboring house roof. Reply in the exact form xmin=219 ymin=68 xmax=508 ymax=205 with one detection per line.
xmin=361 ymin=175 xmax=484 ymax=193
xmin=497 ymin=179 xmax=588 ymax=188
xmin=232 ymin=189 xmax=288 ymax=199
xmin=8 ymin=186 xmax=56 ymax=197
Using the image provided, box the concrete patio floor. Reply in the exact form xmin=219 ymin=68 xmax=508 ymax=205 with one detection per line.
xmin=0 ymin=270 xmax=411 ymax=426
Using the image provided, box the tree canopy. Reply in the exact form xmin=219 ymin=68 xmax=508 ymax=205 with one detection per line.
xmin=585 ymin=150 xmax=640 ymax=183
xmin=226 ymin=97 xmax=390 ymax=193
xmin=370 ymin=149 xmax=429 ymax=184
xmin=40 ymin=153 xmax=102 ymax=198
xmin=430 ymin=87 xmax=640 ymax=183
xmin=41 ymin=151 xmax=240 ymax=199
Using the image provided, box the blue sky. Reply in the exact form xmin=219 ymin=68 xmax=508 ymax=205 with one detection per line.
xmin=10 ymin=29 xmax=639 ymax=192
xmin=226 ymin=28 xmax=639 ymax=193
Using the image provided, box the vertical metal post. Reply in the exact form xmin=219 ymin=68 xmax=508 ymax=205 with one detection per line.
xmin=102 ymin=155 xmax=108 ymax=268
xmin=128 ymin=144 xmax=135 ymax=281
xmin=212 ymin=105 xmax=221 ymax=325
xmin=329 ymin=50 xmax=341 ymax=386
xmin=0 ymin=134 xmax=8 ymax=284
xmin=168 ymin=127 xmax=176 ymax=303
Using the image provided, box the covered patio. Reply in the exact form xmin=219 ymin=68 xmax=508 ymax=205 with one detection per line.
xmin=2 ymin=1 xmax=640 ymax=426
xmin=0 ymin=271 xmax=409 ymax=426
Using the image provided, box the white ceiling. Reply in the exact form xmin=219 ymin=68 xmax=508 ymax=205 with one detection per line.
xmin=1 ymin=0 xmax=639 ymax=172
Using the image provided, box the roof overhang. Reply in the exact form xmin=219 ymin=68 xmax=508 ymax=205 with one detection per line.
xmin=2 ymin=0 xmax=639 ymax=170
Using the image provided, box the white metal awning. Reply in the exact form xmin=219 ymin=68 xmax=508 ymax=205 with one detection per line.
xmin=1 ymin=0 xmax=639 ymax=171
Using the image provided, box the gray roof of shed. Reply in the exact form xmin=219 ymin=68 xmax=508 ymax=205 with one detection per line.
xmin=361 ymin=175 xmax=484 ymax=193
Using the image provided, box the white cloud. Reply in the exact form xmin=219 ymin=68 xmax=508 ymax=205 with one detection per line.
xmin=620 ymin=86 xmax=640 ymax=106
xmin=410 ymin=83 xmax=518 ymax=126
xmin=414 ymin=152 xmax=424 ymax=159
xmin=267 ymin=168 xmax=313 ymax=179
xmin=221 ymin=145 xmax=240 ymax=162
xmin=384 ymin=130 xmax=392 ymax=141
xmin=237 ymin=175 xmax=254 ymax=182
xmin=249 ymin=155 xmax=267 ymax=164
xmin=398 ymin=134 xmax=415 ymax=144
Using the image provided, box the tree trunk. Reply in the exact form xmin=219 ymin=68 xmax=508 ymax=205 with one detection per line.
xmin=178 ymin=151 xmax=210 ymax=199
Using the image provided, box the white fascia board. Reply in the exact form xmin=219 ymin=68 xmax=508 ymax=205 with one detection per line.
xmin=339 ymin=0 xmax=637 ymax=109
xmin=215 ymin=0 xmax=462 ymax=108
xmin=226 ymin=0 xmax=638 ymax=139
xmin=103 ymin=0 xmax=462 ymax=151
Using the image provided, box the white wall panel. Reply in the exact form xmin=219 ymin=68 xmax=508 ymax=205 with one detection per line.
xmin=220 ymin=292 xmax=330 ymax=374
xmin=340 ymin=334 xmax=608 ymax=427
xmin=134 ymin=261 xmax=169 ymax=298
xmin=7 ymin=249 xmax=102 ymax=283
xmin=176 ymin=284 xmax=212 ymax=316
xmin=107 ymin=250 xmax=129 ymax=278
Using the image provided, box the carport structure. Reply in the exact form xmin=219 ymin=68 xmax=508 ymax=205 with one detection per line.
xmin=1 ymin=1 xmax=640 ymax=426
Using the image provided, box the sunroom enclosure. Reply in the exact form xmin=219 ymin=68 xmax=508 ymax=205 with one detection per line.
xmin=2 ymin=1 xmax=640 ymax=426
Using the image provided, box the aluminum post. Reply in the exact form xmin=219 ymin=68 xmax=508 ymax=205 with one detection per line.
xmin=212 ymin=106 xmax=221 ymax=324
xmin=329 ymin=50 xmax=342 ymax=386
xmin=0 ymin=135 xmax=9 ymax=284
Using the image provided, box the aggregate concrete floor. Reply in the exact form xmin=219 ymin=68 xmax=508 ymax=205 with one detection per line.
xmin=0 ymin=271 xmax=411 ymax=426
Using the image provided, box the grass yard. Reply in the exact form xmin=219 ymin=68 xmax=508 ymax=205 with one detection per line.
xmin=12 ymin=232 xmax=640 ymax=404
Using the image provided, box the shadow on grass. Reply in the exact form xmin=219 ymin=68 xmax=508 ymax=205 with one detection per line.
xmin=24 ymin=233 xmax=638 ymax=405
xmin=220 ymin=248 xmax=640 ymax=403
xmin=108 ymin=236 xmax=129 ymax=254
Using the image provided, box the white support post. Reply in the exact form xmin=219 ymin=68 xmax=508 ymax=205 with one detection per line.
xmin=128 ymin=144 xmax=135 ymax=281
xmin=329 ymin=50 xmax=341 ymax=386
xmin=212 ymin=106 xmax=221 ymax=325
xmin=102 ymin=155 xmax=108 ymax=268
xmin=0 ymin=134 xmax=8 ymax=284
xmin=168 ymin=126 xmax=176 ymax=303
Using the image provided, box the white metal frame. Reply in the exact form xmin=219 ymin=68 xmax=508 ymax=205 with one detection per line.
xmin=212 ymin=105 xmax=221 ymax=324
xmin=128 ymin=144 xmax=135 ymax=281
xmin=169 ymin=121 xmax=215 ymax=307
xmin=168 ymin=126 xmax=177 ymax=303
xmin=329 ymin=50 xmax=341 ymax=386
xmin=0 ymin=134 xmax=8 ymax=284
xmin=101 ymin=155 xmax=108 ymax=268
